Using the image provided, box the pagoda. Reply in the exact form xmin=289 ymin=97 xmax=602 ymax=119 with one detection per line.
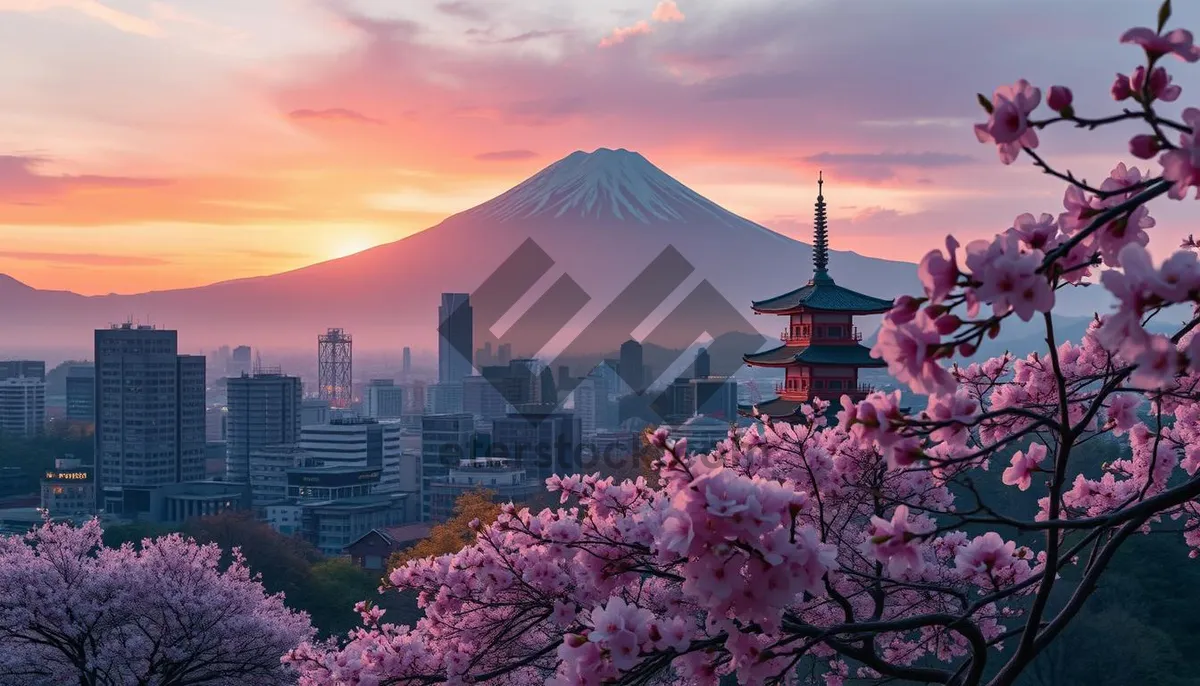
xmin=742 ymin=173 xmax=894 ymax=420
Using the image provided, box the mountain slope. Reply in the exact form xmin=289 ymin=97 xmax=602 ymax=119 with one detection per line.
xmin=0 ymin=148 xmax=1109 ymax=355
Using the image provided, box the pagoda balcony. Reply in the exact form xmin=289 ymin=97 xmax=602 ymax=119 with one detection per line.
xmin=774 ymin=382 xmax=875 ymax=402
xmin=779 ymin=326 xmax=864 ymax=345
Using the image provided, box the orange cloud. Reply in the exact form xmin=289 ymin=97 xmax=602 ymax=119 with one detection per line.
xmin=599 ymin=20 xmax=652 ymax=48
xmin=599 ymin=0 xmax=685 ymax=47
xmin=651 ymin=0 xmax=685 ymax=23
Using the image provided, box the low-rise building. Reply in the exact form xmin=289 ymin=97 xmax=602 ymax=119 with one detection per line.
xmin=427 ymin=457 xmax=541 ymax=522
xmin=345 ymin=524 xmax=433 ymax=571
xmin=41 ymin=458 xmax=95 ymax=516
xmin=267 ymin=492 xmax=413 ymax=557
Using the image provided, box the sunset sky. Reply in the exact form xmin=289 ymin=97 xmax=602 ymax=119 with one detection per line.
xmin=2 ymin=0 xmax=1199 ymax=294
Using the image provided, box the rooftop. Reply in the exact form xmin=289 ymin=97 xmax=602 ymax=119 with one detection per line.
xmin=744 ymin=344 xmax=887 ymax=368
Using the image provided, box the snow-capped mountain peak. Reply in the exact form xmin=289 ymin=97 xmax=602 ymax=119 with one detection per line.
xmin=466 ymin=147 xmax=754 ymax=226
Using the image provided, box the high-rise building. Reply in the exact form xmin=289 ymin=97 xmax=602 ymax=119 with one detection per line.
xmin=462 ymin=375 xmax=509 ymax=420
xmin=317 ymin=328 xmax=353 ymax=409
xmin=364 ymin=379 xmax=405 ymax=419
xmin=497 ymin=343 xmax=512 ymax=366
xmin=425 ymin=382 xmax=464 ymax=414
xmin=302 ymin=417 xmax=413 ymax=497
xmin=421 ymin=413 xmax=475 ymax=520
xmin=491 ymin=411 xmax=582 ymax=483
xmin=0 ymin=376 xmax=45 ymax=438
xmin=0 ymin=360 xmax=45 ymax=381
xmin=65 ymin=364 xmax=95 ymax=422
xmin=691 ymin=377 xmax=738 ymax=421
xmin=401 ymin=347 xmax=412 ymax=378
xmin=694 ymin=347 xmax=711 ymax=379
xmin=476 ymin=341 xmax=493 ymax=367
xmin=438 ymin=293 xmax=473 ymax=383
xmin=572 ymin=377 xmax=600 ymax=437
xmin=619 ymin=340 xmax=644 ymax=394
xmin=94 ymin=324 xmax=206 ymax=515
xmin=228 ymin=345 xmax=252 ymax=377
xmin=225 ymin=370 xmax=303 ymax=484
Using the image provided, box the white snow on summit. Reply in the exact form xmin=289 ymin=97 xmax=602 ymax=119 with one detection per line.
xmin=465 ymin=148 xmax=787 ymax=240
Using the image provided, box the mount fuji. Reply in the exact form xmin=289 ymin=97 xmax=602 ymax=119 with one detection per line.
xmin=0 ymin=148 xmax=1104 ymax=356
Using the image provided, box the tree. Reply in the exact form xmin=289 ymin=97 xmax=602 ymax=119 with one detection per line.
xmin=181 ymin=510 xmax=322 ymax=603
xmin=288 ymin=6 xmax=1200 ymax=684
xmin=389 ymin=489 xmax=501 ymax=568
xmin=0 ymin=519 xmax=312 ymax=685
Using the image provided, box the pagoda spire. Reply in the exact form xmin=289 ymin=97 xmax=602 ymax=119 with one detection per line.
xmin=812 ymin=171 xmax=832 ymax=284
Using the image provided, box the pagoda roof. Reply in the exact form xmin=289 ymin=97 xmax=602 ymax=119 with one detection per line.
xmin=751 ymin=279 xmax=894 ymax=315
xmin=738 ymin=397 xmax=805 ymax=421
xmin=743 ymin=343 xmax=886 ymax=368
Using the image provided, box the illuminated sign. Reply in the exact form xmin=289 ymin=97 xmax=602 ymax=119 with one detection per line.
xmin=44 ymin=471 xmax=92 ymax=481
xmin=287 ymin=468 xmax=381 ymax=488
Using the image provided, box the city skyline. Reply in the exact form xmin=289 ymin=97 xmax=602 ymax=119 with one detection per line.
xmin=3 ymin=0 xmax=1198 ymax=295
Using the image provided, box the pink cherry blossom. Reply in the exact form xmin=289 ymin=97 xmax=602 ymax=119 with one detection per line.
xmin=975 ymin=79 xmax=1041 ymax=164
xmin=0 ymin=520 xmax=312 ymax=685
xmin=917 ymin=235 xmax=960 ymax=303
xmin=1160 ymin=108 xmax=1200 ymax=200
xmin=1002 ymin=442 xmax=1047 ymax=491
xmin=1120 ymin=27 xmax=1200 ymax=62
xmin=1130 ymin=65 xmax=1182 ymax=102
xmin=955 ymin=532 xmax=1017 ymax=577
xmin=864 ymin=505 xmax=926 ymax=577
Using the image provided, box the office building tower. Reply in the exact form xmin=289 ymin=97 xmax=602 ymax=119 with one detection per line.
xmin=302 ymin=417 xmax=413 ymax=496
xmin=491 ymin=410 xmax=581 ymax=483
xmin=65 ymin=364 xmax=95 ymax=422
xmin=691 ymin=377 xmax=738 ymax=421
xmin=497 ymin=343 xmax=512 ymax=366
xmin=462 ymin=375 xmax=508 ymax=420
xmin=694 ymin=347 xmax=711 ymax=379
xmin=572 ymin=377 xmax=600 ymax=437
xmin=401 ymin=347 xmax=412 ymax=378
xmin=538 ymin=367 xmax=557 ymax=406
xmin=557 ymin=366 xmax=571 ymax=390
xmin=0 ymin=376 xmax=45 ymax=438
xmin=421 ymin=413 xmax=475 ymax=520
xmin=228 ymin=345 xmax=252 ymax=377
xmin=619 ymin=340 xmax=644 ymax=394
xmin=318 ymin=328 xmax=353 ymax=409
xmin=225 ymin=370 xmax=303 ymax=484
xmin=0 ymin=360 xmax=45 ymax=381
xmin=438 ymin=293 xmax=473 ymax=383
xmin=94 ymin=324 xmax=206 ymax=515
xmin=476 ymin=341 xmax=493 ymax=367
xmin=364 ymin=379 xmax=405 ymax=419
xmin=425 ymin=382 xmax=464 ymax=414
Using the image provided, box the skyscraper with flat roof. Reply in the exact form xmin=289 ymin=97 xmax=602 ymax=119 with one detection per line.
xmin=438 ymin=293 xmax=473 ymax=384
xmin=94 ymin=324 xmax=206 ymax=514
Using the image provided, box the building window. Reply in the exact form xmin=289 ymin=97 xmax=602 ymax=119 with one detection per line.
xmin=827 ymin=326 xmax=842 ymax=338
xmin=814 ymin=380 xmax=824 ymax=389
xmin=829 ymin=380 xmax=842 ymax=390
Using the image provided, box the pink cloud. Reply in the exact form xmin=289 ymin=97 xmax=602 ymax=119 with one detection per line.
xmin=652 ymin=0 xmax=685 ymax=23
xmin=599 ymin=20 xmax=652 ymax=48
xmin=288 ymin=108 xmax=385 ymax=125
xmin=600 ymin=0 xmax=685 ymax=48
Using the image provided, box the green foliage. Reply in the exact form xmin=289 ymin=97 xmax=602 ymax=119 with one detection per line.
xmin=0 ymin=425 xmax=93 ymax=476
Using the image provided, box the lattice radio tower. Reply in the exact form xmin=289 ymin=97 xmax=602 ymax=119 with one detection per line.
xmin=318 ymin=328 xmax=353 ymax=409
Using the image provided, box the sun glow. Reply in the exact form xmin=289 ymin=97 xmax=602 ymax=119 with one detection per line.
xmin=330 ymin=236 xmax=377 ymax=259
